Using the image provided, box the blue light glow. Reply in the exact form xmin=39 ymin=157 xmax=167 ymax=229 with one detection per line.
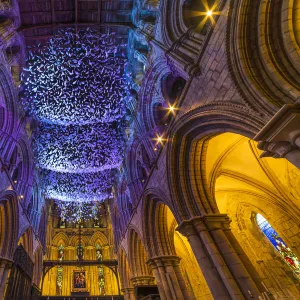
xmin=22 ymin=27 xmax=131 ymax=206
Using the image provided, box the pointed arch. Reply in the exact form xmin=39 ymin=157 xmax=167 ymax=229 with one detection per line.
xmin=52 ymin=232 xmax=69 ymax=247
xmin=69 ymin=235 xmax=89 ymax=248
xmin=127 ymin=227 xmax=152 ymax=278
xmin=118 ymin=247 xmax=133 ymax=291
xmin=0 ymin=190 xmax=19 ymax=259
xmin=90 ymin=231 xmax=109 ymax=247
xmin=142 ymin=192 xmax=177 ymax=258
xmin=18 ymin=226 xmax=34 ymax=258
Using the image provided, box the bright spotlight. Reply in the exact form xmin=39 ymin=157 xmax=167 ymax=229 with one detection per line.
xmin=207 ymin=10 xmax=213 ymax=17
xmin=168 ymin=105 xmax=175 ymax=112
xmin=153 ymin=134 xmax=166 ymax=145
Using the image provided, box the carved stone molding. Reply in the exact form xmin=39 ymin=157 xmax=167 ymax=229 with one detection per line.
xmin=130 ymin=275 xmax=156 ymax=286
xmin=177 ymin=214 xmax=232 ymax=236
xmin=254 ymin=99 xmax=300 ymax=168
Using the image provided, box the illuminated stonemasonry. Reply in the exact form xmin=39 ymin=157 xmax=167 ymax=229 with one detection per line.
xmin=1 ymin=0 xmax=300 ymax=300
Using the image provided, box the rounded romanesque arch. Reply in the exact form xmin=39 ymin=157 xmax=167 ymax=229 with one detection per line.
xmin=227 ymin=0 xmax=300 ymax=114
xmin=167 ymin=103 xmax=266 ymax=220
xmin=160 ymin=0 xmax=188 ymax=45
xmin=200 ymin=132 xmax=300 ymax=297
xmin=142 ymin=191 xmax=177 ymax=258
xmin=142 ymin=193 xmax=212 ymax=299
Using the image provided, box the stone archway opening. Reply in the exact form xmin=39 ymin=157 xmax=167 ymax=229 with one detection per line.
xmin=205 ymin=132 xmax=300 ymax=298
xmin=143 ymin=196 xmax=213 ymax=300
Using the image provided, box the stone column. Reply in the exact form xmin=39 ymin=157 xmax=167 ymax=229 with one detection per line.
xmin=178 ymin=215 xmax=263 ymax=299
xmin=177 ymin=219 xmax=231 ymax=299
xmin=148 ymin=260 xmax=167 ymax=300
xmin=148 ymin=256 xmax=190 ymax=300
xmin=121 ymin=287 xmax=135 ymax=300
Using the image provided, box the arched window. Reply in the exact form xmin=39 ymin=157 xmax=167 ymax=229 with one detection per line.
xmin=256 ymin=213 xmax=300 ymax=277
xmin=161 ymin=73 xmax=186 ymax=105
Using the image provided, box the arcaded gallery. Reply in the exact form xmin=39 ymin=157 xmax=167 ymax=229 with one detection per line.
xmin=0 ymin=0 xmax=299 ymax=299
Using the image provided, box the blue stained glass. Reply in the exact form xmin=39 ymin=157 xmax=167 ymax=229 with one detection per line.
xmin=256 ymin=214 xmax=300 ymax=277
xmin=256 ymin=214 xmax=284 ymax=248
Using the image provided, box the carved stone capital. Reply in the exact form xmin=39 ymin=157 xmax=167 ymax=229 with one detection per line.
xmin=121 ymin=287 xmax=135 ymax=294
xmin=176 ymin=219 xmax=198 ymax=237
xmin=201 ymin=214 xmax=231 ymax=231
xmin=130 ymin=275 xmax=155 ymax=287
xmin=147 ymin=255 xmax=181 ymax=268
xmin=177 ymin=214 xmax=231 ymax=237
xmin=255 ymin=99 xmax=300 ymax=168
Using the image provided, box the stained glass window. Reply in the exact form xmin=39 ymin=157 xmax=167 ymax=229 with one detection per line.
xmin=256 ymin=213 xmax=300 ymax=277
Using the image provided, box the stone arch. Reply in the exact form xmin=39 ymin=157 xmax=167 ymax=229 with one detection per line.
xmin=32 ymin=246 xmax=43 ymax=287
xmin=90 ymin=231 xmax=109 ymax=247
xmin=160 ymin=0 xmax=188 ymax=45
xmin=126 ymin=138 xmax=154 ymax=203
xmin=52 ymin=232 xmax=69 ymax=247
xmin=127 ymin=226 xmax=153 ymax=285
xmin=11 ymin=160 xmax=22 ymax=182
xmin=0 ymin=99 xmax=5 ymax=132
xmin=218 ymin=193 xmax=300 ymax=297
xmin=161 ymin=72 xmax=186 ymax=105
xmin=18 ymin=226 xmax=34 ymax=258
xmin=199 ymin=131 xmax=300 ymax=297
xmin=16 ymin=137 xmax=33 ymax=184
xmin=139 ymin=57 xmax=170 ymax=132
xmin=142 ymin=192 xmax=213 ymax=299
xmin=69 ymin=235 xmax=89 ymax=248
xmin=152 ymin=102 xmax=167 ymax=126
xmin=167 ymin=103 xmax=266 ymax=221
xmin=0 ymin=190 xmax=19 ymax=259
xmin=142 ymin=193 xmax=177 ymax=258
xmin=118 ymin=247 xmax=133 ymax=293
xmin=227 ymin=0 xmax=300 ymax=114
xmin=0 ymin=66 xmax=16 ymax=136
xmin=8 ymin=145 xmax=18 ymax=172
